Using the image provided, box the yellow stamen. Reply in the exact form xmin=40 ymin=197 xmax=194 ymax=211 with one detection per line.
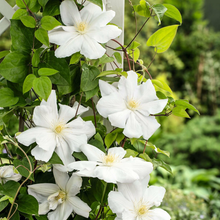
xmin=77 ymin=22 xmax=87 ymax=33
xmin=54 ymin=125 xmax=64 ymax=134
xmin=55 ymin=191 xmax=66 ymax=201
xmin=103 ymin=154 xmax=117 ymax=166
xmin=127 ymin=99 xmax=139 ymax=111
xmin=138 ymin=205 xmax=148 ymax=215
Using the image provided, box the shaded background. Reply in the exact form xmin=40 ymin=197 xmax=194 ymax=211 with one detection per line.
xmin=0 ymin=0 xmax=220 ymax=219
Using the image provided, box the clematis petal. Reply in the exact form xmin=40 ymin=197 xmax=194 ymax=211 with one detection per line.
xmin=108 ymin=147 xmax=126 ymax=160
xmin=66 ymin=117 xmax=95 ymax=139
xmin=137 ymin=79 xmax=158 ymax=103
xmin=135 ymin=112 xmax=161 ymax=140
xmin=60 ymin=0 xmax=81 ymax=26
xmin=72 ymin=101 xmax=89 ymax=115
xmin=89 ymin=10 xmax=116 ymax=28
xmin=62 ymin=133 xmax=87 ymax=152
xmin=53 ymin=168 xmax=69 ymax=191
xmin=108 ymin=191 xmax=133 ymax=214
xmin=28 ymin=183 xmax=59 ymax=198
xmin=89 ymin=25 xmax=122 ymax=43
xmin=55 ymin=138 xmax=75 ymax=166
xmin=138 ymin=99 xmax=168 ymax=116
xmin=65 ymin=174 xmax=82 ymax=197
xmin=80 ymin=35 xmax=106 ymax=59
xmin=117 ymin=180 xmax=143 ymax=203
xmin=39 ymin=201 xmax=50 ymax=215
xmin=67 ymin=196 xmax=91 ymax=218
xmin=55 ymin=35 xmax=83 ymax=58
xmin=81 ymin=144 xmax=104 ymax=161
xmin=108 ymin=108 xmax=131 ymax=128
xmin=148 ymin=208 xmax=171 ymax=220
xmin=47 ymin=201 xmax=73 ymax=220
xmin=48 ymin=26 xmax=76 ymax=45
xmin=58 ymin=104 xmax=76 ymax=124
xmin=80 ymin=2 xmax=103 ymax=24
xmin=40 ymin=90 xmax=58 ymax=118
xmin=31 ymin=145 xmax=55 ymax=162
xmin=118 ymin=71 xmax=138 ymax=100
xmin=67 ymin=161 xmax=97 ymax=172
xmin=33 ymin=106 xmax=56 ymax=128
xmin=143 ymin=186 xmax=166 ymax=208
xmin=97 ymin=92 xmax=126 ymax=118
xmin=99 ymin=80 xmax=117 ymax=97
xmin=123 ymin=112 xmax=142 ymax=138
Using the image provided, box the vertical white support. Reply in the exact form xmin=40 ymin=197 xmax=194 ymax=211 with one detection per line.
xmin=0 ymin=0 xmax=18 ymax=36
xmin=106 ymin=0 xmax=124 ymax=70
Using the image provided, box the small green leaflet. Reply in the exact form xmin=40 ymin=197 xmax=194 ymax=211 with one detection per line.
xmin=0 ymin=88 xmax=19 ymax=107
xmin=38 ymin=68 xmax=59 ymax=76
xmin=163 ymin=4 xmax=182 ymax=24
xmin=35 ymin=28 xmax=50 ymax=47
xmin=175 ymin=99 xmax=200 ymax=115
xmin=147 ymin=25 xmax=179 ymax=53
xmin=0 ymin=51 xmax=9 ymax=59
xmin=172 ymin=106 xmax=190 ymax=118
xmin=23 ymin=74 xmax=36 ymax=94
xmin=20 ymin=15 xmax=36 ymax=28
xmin=41 ymin=16 xmax=61 ymax=30
xmin=152 ymin=4 xmax=167 ymax=25
xmin=152 ymin=79 xmax=172 ymax=94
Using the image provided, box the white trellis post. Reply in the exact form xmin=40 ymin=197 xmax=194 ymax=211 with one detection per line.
xmin=0 ymin=0 xmax=18 ymax=36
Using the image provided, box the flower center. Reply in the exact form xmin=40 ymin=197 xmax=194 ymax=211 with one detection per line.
xmin=54 ymin=124 xmax=64 ymax=134
xmin=77 ymin=22 xmax=87 ymax=34
xmin=138 ymin=205 xmax=148 ymax=216
xmin=127 ymin=99 xmax=139 ymax=111
xmin=55 ymin=190 xmax=66 ymax=202
xmin=103 ymin=154 xmax=117 ymax=166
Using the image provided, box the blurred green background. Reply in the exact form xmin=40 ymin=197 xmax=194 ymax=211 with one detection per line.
xmin=1 ymin=0 xmax=220 ymax=219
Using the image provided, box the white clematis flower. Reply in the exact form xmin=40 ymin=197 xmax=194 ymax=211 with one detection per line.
xmin=68 ymin=144 xmax=153 ymax=183
xmin=108 ymin=176 xmax=171 ymax=220
xmin=48 ymin=0 xmax=122 ymax=59
xmin=28 ymin=168 xmax=91 ymax=220
xmin=96 ymin=71 xmax=168 ymax=140
xmin=0 ymin=165 xmax=22 ymax=184
xmin=16 ymin=90 xmax=95 ymax=165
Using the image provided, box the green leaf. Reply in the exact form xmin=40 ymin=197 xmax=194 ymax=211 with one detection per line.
xmin=163 ymin=4 xmax=182 ymax=24
xmin=0 ymin=200 xmax=8 ymax=212
xmin=72 ymin=152 xmax=87 ymax=161
xmin=23 ymin=74 xmax=36 ymax=94
xmin=97 ymin=70 xmax=127 ymax=78
xmin=152 ymin=4 xmax=167 ymax=25
xmin=113 ymin=52 xmax=122 ymax=64
xmin=94 ymin=133 xmax=104 ymax=146
xmin=97 ymin=54 xmax=114 ymax=66
xmin=17 ymin=194 xmax=39 ymax=215
xmin=156 ymin=91 xmax=167 ymax=99
xmin=0 ymin=88 xmax=19 ymax=107
xmin=16 ymin=0 xmax=41 ymax=12
xmin=116 ymin=133 xmax=125 ymax=144
xmin=38 ymin=68 xmax=59 ymax=76
xmin=104 ymin=133 xmax=117 ymax=148
xmin=20 ymin=15 xmax=36 ymax=28
xmin=146 ymin=25 xmax=179 ymax=53
xmin=125 ymin=149 xmax=138 ymax=158
xmin=87 ymin=0 xmax=103 ymax=9
xmin=133 ymin=0 xmax=151 ymax=17
xmin=12 ymin=9 xmax=28 ymax=19
xmin=33 ymin=76 xmax=52 ymax=100
xmin=89 ymin=139 xmax=106 ymax=153
xmin=85 ymin=86 xmax=99 ymax=101
xmin=35 ymin=28 xmax=49 ymax=47
xmin=13 ymin=156 xmax=34 ymax=181
xmin=152 ymin=79 xmax=172 ymax=94
xmin=10 ymin=20 xmax=40 ymax=53
xmin=32 ymin=48 xmax=44 ymax=68
xmin=128 ymin=48 xmax=140 ymax=61
xmin=152 ymin=159 xmax=172 ymax=174
xmin=39 ymin=51 xmax=71 ymax=86
xmin=139 ymin=153 xmax=152 ymax=162
xmin=175 ymin=99 xmax=200 ymax=114
xmin=70 ymin=52 xmax=82 ymax=64
xmin=0 ymin=52 xmax=29 ymax=83
xmin=43 ymin=0 xmax=60 ymax=16
xmin=81 ymin=64 xmax=100 ymax=92
xmin=172 ymin=106 xmax=190 ymax=118
xmin=48 ymin=152 xmax=63 ymax=164
xmin=0 ymin=50 xmax=9 ymax=59
xmin=2 ymin=181 xmax=20 ymax=198
xmin=41 ymin=16 xmax=61 ymax=30
xmin=38 ymin=0 xmax=49 ymax=7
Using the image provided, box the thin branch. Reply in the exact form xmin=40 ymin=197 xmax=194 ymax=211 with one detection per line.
xmin=74 ymin=92 xmax=83 ymax=118
xmin=143 ymin=140 xmax=148 ymax=154
xmin=147 ymin=48 xmax=157 ymax=69
xmin=91 ymin=98 xmax=97 ymax=128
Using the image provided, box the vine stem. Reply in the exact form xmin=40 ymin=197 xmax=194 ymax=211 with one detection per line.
xmin=74 ymin=92 xmax=83 ymax=118
xmin=143 ymin=140 xmax=148 ymax=154
xmin=147 ymin=48 xmax=157 ymax=69
xmin=95 ymin=183 xmax=108 ymax=220
xmin=91 ymin=98 xmax=97 ymax=128
xmin=6 ymin=140 xmax=33 ymax=220
xmin=112 ymin=39 xmax=131 ymax=70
